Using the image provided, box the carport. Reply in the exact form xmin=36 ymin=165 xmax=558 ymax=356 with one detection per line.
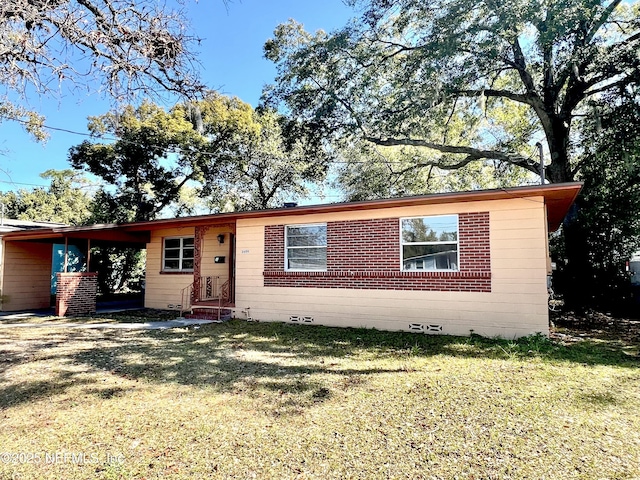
xmin=0 ymin=224 xmax=149 ymax=316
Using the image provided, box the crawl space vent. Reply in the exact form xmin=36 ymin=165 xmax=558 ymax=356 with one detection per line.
xmin=409 ymin=323 xmax=443 ymax=333
xmin=289 ymin=315 xmax=314 ymax=323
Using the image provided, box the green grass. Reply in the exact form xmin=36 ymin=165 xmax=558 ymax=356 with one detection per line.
xmin=0 ymin=318 xmax=638 ymax=479
xmin=0 ymin=308 xmax=178 ymax=324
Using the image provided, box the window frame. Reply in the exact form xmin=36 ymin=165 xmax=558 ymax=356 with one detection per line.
xmin=162 ymin=236 xmax=195 ymax=272
xmin=284 ymin=223 xmax=328 ymax=272
xmin=399 ymin=214 xmax=460 ymax=272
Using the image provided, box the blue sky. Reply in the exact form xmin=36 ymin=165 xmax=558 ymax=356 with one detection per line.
xmin=0 ymin=0 xmax=355 ymax=193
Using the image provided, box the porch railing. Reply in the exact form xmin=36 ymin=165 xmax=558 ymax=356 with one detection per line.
xmin=198 ymin=275 xmax=220 ymax=302
xmin=180 ymin=283 xmax=193 ymax=316
xmin=180 ymin=276 xmax=229 ymax=317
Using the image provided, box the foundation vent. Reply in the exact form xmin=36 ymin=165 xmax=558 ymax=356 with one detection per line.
xmin=290 ymin=315 xmax=314 ymax=323
xmin=409 ymin=323 xmax=443 ymax=333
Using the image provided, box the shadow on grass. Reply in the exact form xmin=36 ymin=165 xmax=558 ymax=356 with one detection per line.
xmin=196 ymin=319 xmax=639 ymax=367
xmin=0 ymin=319 xmax=637 ymax=410
xmin=576 ymin=391 xmax=619 ymax=407
xmin=65 ymin=319 xmax=640 ymax=392
xmin=0 ymin=373 xmax=95 ymax=408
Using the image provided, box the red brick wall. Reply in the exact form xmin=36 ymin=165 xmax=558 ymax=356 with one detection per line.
xmin=264 ymin=225 xmax=285 ymax=272
xmin=459 ymin=212 xmax=491 ymax=273
xmin=56 ymin=273 xmax=98 ymax=316
xmin=263 ymin=212 xmax=491 ymax=292
xmin=327 ymin=218 xmax=399 ymax=271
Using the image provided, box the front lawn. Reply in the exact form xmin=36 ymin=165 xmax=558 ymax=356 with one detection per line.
xmin=0 ymin=318 xmax=638 ymax=479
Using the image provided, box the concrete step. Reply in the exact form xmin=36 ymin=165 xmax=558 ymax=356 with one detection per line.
xmin=185 ymin=308 xmax=233 ymax=321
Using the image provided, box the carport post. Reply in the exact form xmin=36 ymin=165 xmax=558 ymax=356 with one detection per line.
xmin=87 ymin=239 xmax=91 ymax=272
xmin=63 ymin=237 xmax=68 ymax=273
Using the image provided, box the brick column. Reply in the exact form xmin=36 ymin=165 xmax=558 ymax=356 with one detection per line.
xmin=56 ymin=273 xmax=98 ymax=317
xmin=193 ymin=225 xmax=211 ymax=302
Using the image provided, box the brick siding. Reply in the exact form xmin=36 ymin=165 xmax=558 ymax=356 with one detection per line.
xmin=56 ymin=273 xmax=98 ymax=316
xmin=263 ymin=212 xmax=491 ymax=292
xmin=264 ymin=225 xmax=285 ymax=272
xmin=458 ymin=212 xmax=491 ymax=273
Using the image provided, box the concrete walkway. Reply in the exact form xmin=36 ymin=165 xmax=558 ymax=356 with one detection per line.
xmin=0 ymin=316 xmax=216 ymax=330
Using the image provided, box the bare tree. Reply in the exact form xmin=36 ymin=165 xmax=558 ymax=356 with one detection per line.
xmin=0 ymin=0 xmax=206 ymax=136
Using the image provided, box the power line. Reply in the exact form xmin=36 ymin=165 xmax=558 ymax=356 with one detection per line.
xmin=3 ymin=114 xmax=539 ymax=167
xmin=0 ymin=179 xmax=53 ymax=187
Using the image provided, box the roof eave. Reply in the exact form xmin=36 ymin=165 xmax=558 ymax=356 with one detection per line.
xmin=121 ymin=182 xmax=582 ymax=232
xmin=0 ymin=183 xmax=582 ymax=241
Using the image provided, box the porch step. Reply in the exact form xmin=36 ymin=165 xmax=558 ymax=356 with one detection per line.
xmin=185 ymin=307 xmax=233 ymax=322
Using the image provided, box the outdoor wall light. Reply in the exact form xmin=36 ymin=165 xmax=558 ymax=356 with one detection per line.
xmin=217 ymin=233 xmax=225 ymax=244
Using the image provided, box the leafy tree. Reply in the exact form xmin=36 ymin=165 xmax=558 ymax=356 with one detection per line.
xmin=214 ymin=109 xmax=331 ymax=210
xmin=178 ymin=94 xmax=330 ymax=211
xmin=70 ymin=93 xmax=330 ymax=220
xmin=68 ymin=94 xmax=330 ymax=293
xmin=0 ymin=169 xmax=93 ymax=225
xmin=266 ymin=0 xmax=640 ymax=312
xmin=555 ymin=90 xmax=640 ymax=310
xmin=0 ymin=103 xmax=46 ymax=142
xmin=68 ymin=99 xmax=211 ymax=294
xmin=335 ymin=140 xmax=532 ymax=201
xmin=69 ymin=100 xmax=209 ymax=222
xmin=264 ymin=0 xmax=640 ymax=184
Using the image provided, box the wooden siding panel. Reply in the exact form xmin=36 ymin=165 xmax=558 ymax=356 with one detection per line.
xmin=2 ymin=241 xmax=52 ymax=311
xmin=144 ymin=227 xmax=195 ymax=310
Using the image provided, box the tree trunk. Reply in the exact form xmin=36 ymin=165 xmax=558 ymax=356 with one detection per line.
xmin=558 ymin=200 xmax=588 ymax=310
xmin=545 ymin=118 xmax=574 ymax=183
xmin=542 ymin=116 xmax=586 ymax=309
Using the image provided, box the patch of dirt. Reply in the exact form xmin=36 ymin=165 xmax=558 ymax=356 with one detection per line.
xmin=550 ymin=310 xmax=640 ymax=346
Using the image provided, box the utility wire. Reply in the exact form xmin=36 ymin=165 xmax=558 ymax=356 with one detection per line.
xmin=4 ymin=114 xmax=540 ymax=166
xmin=4 ymin=115 xmax=545 ymax=203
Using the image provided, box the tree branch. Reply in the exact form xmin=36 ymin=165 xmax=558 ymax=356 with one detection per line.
xmin=364 ymin=136 xmax=540 ymax=174
xmin=584 ymin=76 xmax=637 ymax=97
xmin=511 ymin=38 xmax=538 ymax=95
xmin=556 ymin=1 xmax=628 ymax=97
xmin=585 ymin=0 xmax=624 ymax=46
xmin=451 ymin=88 xmax=535 ymax=106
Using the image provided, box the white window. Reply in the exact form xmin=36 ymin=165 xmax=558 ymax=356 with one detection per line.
xmin=163 ymin=237 xmax=194 ymax=271
xmin=401 ymin=215 xmax=459 ymax=271
xmin=285 ymin=224 xmax=327 ymax=271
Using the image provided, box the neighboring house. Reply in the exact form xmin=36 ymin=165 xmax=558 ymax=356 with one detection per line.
xmin=0 ymin=183 xmax=581 ymax=338
xmin=629 ymin=251 xmax=640 ymax=286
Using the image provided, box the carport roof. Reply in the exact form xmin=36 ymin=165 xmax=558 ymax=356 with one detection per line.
xmin=0 ymin=182 xmax=582 ymax=243
xmin=0 ymin=223 xmax=150 ymax=245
